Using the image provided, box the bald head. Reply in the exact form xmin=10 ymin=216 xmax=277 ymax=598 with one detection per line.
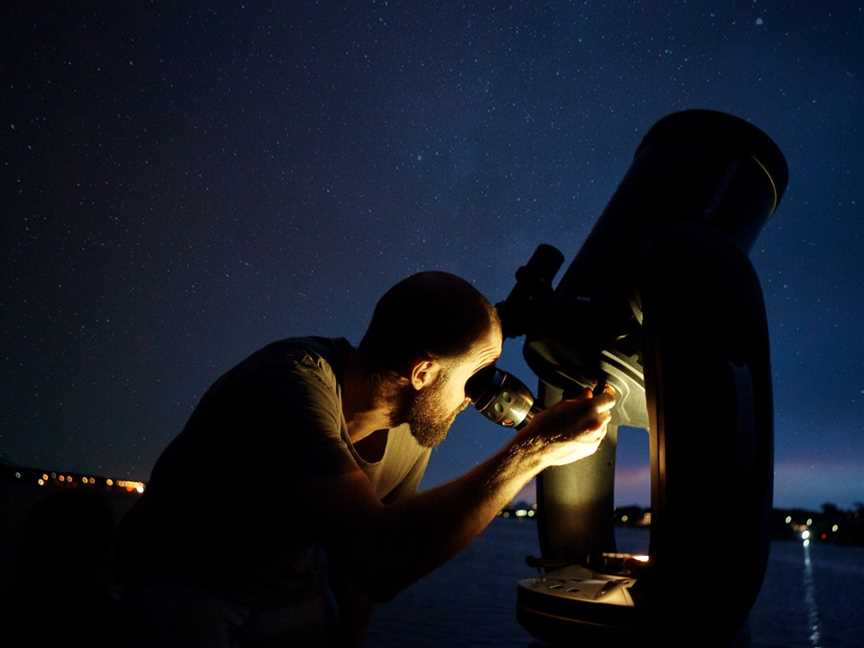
xmin=358 ymin=271 xmax=501 ymax=379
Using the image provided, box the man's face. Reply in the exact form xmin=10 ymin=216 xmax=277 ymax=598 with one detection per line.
xmin=392 ymin=324 xmax=503 ymax=448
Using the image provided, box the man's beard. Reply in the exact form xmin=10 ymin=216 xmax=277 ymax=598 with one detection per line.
xmin=389 ymin=374 xmax=467 ymax=449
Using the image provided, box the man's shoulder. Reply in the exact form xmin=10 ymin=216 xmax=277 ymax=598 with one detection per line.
xmin=258 ymin=335 xmax=352 ymax=364
xmin=240 ymin=336 xmax=353 ymax=385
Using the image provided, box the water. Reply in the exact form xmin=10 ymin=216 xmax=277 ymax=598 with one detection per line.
xmin=752 ymin=538 xmax=864 ymax=647
xmin=366 ymin=519 xmax=864 ymax=647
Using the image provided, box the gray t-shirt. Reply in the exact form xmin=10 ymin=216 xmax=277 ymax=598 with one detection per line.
xmin=112 ymin=336 xmax=430 ymax=610
xmin=299 ymin=337 xmax=430 ymax=503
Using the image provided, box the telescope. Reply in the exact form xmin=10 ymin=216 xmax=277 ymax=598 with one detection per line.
xmin=466 ymin=110 xmax=788 ymax=646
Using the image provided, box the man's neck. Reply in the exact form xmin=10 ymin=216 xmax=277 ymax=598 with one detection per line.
xmin=341 ymin=349 xmax=395 ymax=444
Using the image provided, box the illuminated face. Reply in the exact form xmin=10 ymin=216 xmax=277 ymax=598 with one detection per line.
xmin=393 ymin=323 xmax=503 ymax=448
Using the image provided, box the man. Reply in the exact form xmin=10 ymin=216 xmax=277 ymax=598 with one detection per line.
xmin=111 ymin=271 xmax=615 ymax=646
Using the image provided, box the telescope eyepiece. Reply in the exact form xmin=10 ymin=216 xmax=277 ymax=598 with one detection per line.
xmin=466 ymin=365 xmax=538 ymax=429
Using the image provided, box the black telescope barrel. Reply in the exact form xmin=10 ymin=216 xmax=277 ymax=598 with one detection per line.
xmin=540 ymin=109 xmax=789 ymax=364
xmin=637 ymin=109 xmax=789 ymax=208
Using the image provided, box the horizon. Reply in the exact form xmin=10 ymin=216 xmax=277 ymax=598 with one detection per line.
xmin=2 ymin=453 xmax=858 ymax=514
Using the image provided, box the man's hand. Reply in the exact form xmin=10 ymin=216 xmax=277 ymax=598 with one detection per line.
xmin=513 ymin=386 xmax=616 ymax=468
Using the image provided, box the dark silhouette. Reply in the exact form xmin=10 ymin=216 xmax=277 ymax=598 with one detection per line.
xmin=3 ymin=490 xmax=121 ymax=645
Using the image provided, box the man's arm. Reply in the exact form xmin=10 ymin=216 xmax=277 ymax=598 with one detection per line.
xmin=308 ymin=389 xmax=614 ymax=602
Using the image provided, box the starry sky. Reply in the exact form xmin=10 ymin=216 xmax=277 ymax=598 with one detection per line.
xmin=2 ymin=2 xmax=862 ymax=511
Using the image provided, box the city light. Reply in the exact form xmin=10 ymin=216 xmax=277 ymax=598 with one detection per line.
xmin=806 ymin=518 xmax=813 ymax=526
xmin=832 ymin=525 xmax=839 ymax=533
xmin=621 ymin=515 xmax=629 ymax=523
xmin=2 ymin=467 xmax=154 ymax=491
xmin=801 ymin=530 xmax=811 ymax=541
xmin=803 ymin=539 xmax=810 ymax=547
xmin=116 ymin=479 xmax=145 ymax=493
xmin=785 ymin=516 xmax=792 ymax=524
xmin=515 ymin=509 xmax=528 ymax=518
xmin=527 ymin=510 xmax=535 ymax=517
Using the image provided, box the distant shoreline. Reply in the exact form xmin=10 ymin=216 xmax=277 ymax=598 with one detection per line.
xmin=4 ymin=462 xmax=862 ymax=548
xmin=502 ymin=501 xmax=864 ymax=547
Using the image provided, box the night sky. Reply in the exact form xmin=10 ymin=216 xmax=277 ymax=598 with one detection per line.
xmin=2 ymin=2 xmax=862 ymax=511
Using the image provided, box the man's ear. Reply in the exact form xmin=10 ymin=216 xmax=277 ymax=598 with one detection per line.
xmin=409 ymin=357 xmax=441 ymax=391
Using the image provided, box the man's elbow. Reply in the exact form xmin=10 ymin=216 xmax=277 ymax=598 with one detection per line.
xmin=320 ymin=492 xmax=424 ymax=604
xmin=346 ymin=548 xmax=406 ymax=604
xmin=324 ymin=517 xmax=404 ymax=603
xmin=329 ymin=557 xmax=401 ymax=604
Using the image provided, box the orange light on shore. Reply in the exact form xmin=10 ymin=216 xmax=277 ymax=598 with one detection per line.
xmin=59 ymin=475 xmax=65 ymax=482
xmin=37 ymin=479 xmax=45 ymax=486
xmin=633 ymin=555 xmax=650 ymax=563
xmin=117 ymin=480 xmax=146 ymax=493
xmin=42 ymin=473 xmax=49 ymax=481
xmin=106 ymin=479 xmax=114 ymax=486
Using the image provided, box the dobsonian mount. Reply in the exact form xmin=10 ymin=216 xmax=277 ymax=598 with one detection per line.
xmin=473 ymin=110 xmax=788 ymax=647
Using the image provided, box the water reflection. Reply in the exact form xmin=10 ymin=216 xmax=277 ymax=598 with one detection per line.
xmin=802 ymin=540 xmax=822 ymax=648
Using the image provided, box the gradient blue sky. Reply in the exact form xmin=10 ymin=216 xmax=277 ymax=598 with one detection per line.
xmin=2 ymin=2 xmax=861 ymax=510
